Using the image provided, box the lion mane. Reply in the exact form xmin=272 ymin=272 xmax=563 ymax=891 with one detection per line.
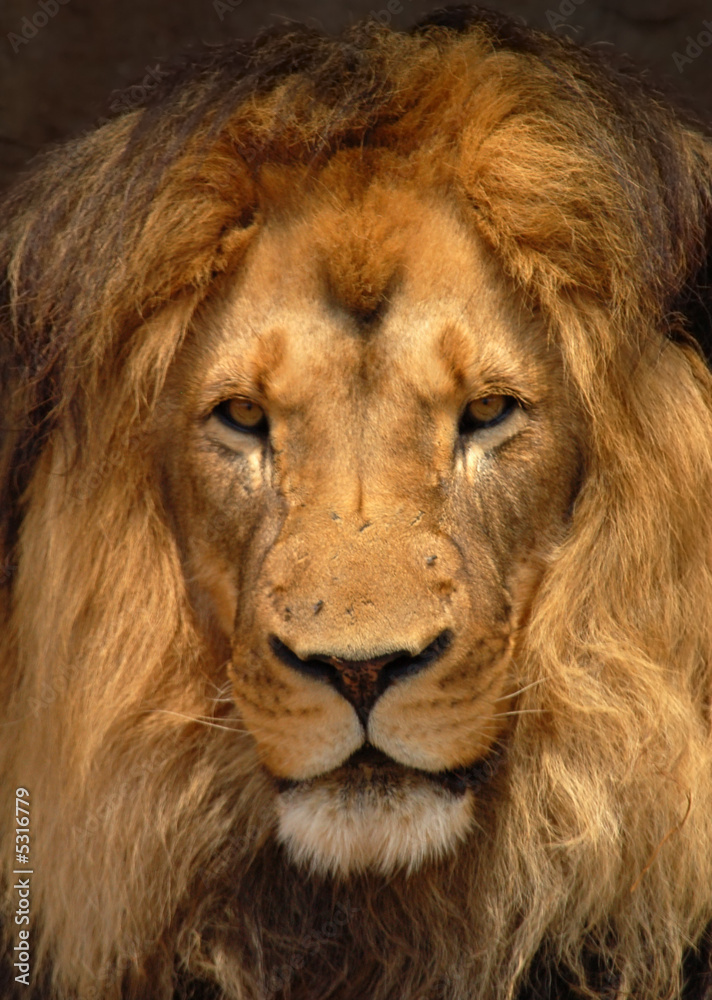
xmin=2 ymin=7 xmax=712 ymax=1000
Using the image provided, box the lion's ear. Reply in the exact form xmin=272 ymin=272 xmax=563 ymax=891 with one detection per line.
xmin=671 ymin=133 xmax=712 ymax=363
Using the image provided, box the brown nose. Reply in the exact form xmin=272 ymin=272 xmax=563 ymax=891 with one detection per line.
xmin=269 ymin=631 xmax=452 ymax=724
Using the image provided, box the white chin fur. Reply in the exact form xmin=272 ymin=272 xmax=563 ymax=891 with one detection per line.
xmin=276 ymin=781 xmax=474 ymax=876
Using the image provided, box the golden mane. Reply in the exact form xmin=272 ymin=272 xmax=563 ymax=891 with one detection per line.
xmin=2 ymin=8 xmax=712 ymax=999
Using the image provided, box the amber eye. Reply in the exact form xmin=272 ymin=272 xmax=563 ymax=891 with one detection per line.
xmin=460 ymin=394 xmax=515 ymax=432
xmin=215 ymin=397 xmax=267 ymax=433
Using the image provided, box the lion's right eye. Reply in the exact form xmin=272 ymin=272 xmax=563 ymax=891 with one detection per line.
xmin=459 ymin=394 xmax=517 ymax=434
xmin=215 ymin=397 xmax=267 ymax=434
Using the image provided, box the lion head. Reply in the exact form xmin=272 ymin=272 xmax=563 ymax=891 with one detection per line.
xmin=2 ymin=8 xmax=712 ymax=1000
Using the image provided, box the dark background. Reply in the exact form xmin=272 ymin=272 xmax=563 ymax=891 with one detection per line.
xmin=0 ymin=0 xmax=711 ymax=191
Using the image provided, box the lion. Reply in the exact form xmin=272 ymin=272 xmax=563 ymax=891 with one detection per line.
xmin=2 ymin=6 xmax=712 ymax=999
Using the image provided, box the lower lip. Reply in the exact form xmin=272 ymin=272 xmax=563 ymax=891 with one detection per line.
xmin=276 ymin=747 xmax=503 ymax=796
xmin=426 ymin=751 xmax=503 ymax=794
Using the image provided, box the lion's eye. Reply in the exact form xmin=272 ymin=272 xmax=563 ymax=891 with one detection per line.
xmin=215 ymin=397 xmax=267 ymax=433
xmin=460 ymin=395 xmax=515 ymax=432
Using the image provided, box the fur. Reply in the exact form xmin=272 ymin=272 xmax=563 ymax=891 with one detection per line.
xmin=2 ymin=7 xmax=712 ymax=999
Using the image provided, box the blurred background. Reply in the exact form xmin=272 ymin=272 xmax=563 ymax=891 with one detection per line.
xmin=0 ymin=0 xmax=711 ymax=191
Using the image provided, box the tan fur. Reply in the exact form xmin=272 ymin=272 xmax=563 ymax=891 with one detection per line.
xmin=2 ymin=10 xmax=712 ymax=1000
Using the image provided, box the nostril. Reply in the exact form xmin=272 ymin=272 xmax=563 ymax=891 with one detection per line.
xmin=380 ymin=629 xmax=453 ymax=686
xmin=268 ymin=630 xmax=453 ymax=724
xmin=268 ymin=636 xmax=340 ymax=688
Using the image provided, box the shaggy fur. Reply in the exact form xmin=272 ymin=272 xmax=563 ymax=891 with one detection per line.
xmin=2 ymin=6 xmax=712 ymax=999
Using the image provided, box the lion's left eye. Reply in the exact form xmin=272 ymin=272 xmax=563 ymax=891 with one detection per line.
xmin=215 ymin=397 xmax=267 ymax=433
xmin=460 ymin=395 xmax=516 ymax=432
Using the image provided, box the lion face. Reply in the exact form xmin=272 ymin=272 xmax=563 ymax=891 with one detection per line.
xmin=160 ymin=181 xmax=582 ymax=875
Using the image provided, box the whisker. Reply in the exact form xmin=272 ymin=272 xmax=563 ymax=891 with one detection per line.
xmin=205 ymin=678 xmax=233 ymax=698
xmin=193 ymin=713 xmax=244 ymax=725
xmin=495 ymin=677 xmax=548 ymax=702
xmin=150 ymin=709 xmax=246 ymax=734
xmin=490 ymin=708 xmax=544 ymax=719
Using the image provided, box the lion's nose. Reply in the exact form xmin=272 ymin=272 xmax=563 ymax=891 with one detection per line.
xmin=268 ymin=631 xmax=452 ymax=724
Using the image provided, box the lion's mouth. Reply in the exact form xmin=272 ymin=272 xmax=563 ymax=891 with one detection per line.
xmin=276 ymin=742 xmax=503 ymax=796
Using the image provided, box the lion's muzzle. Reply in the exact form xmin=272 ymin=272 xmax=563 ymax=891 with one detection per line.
xmin=225 ymin=513 xmax=514 ymax=875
